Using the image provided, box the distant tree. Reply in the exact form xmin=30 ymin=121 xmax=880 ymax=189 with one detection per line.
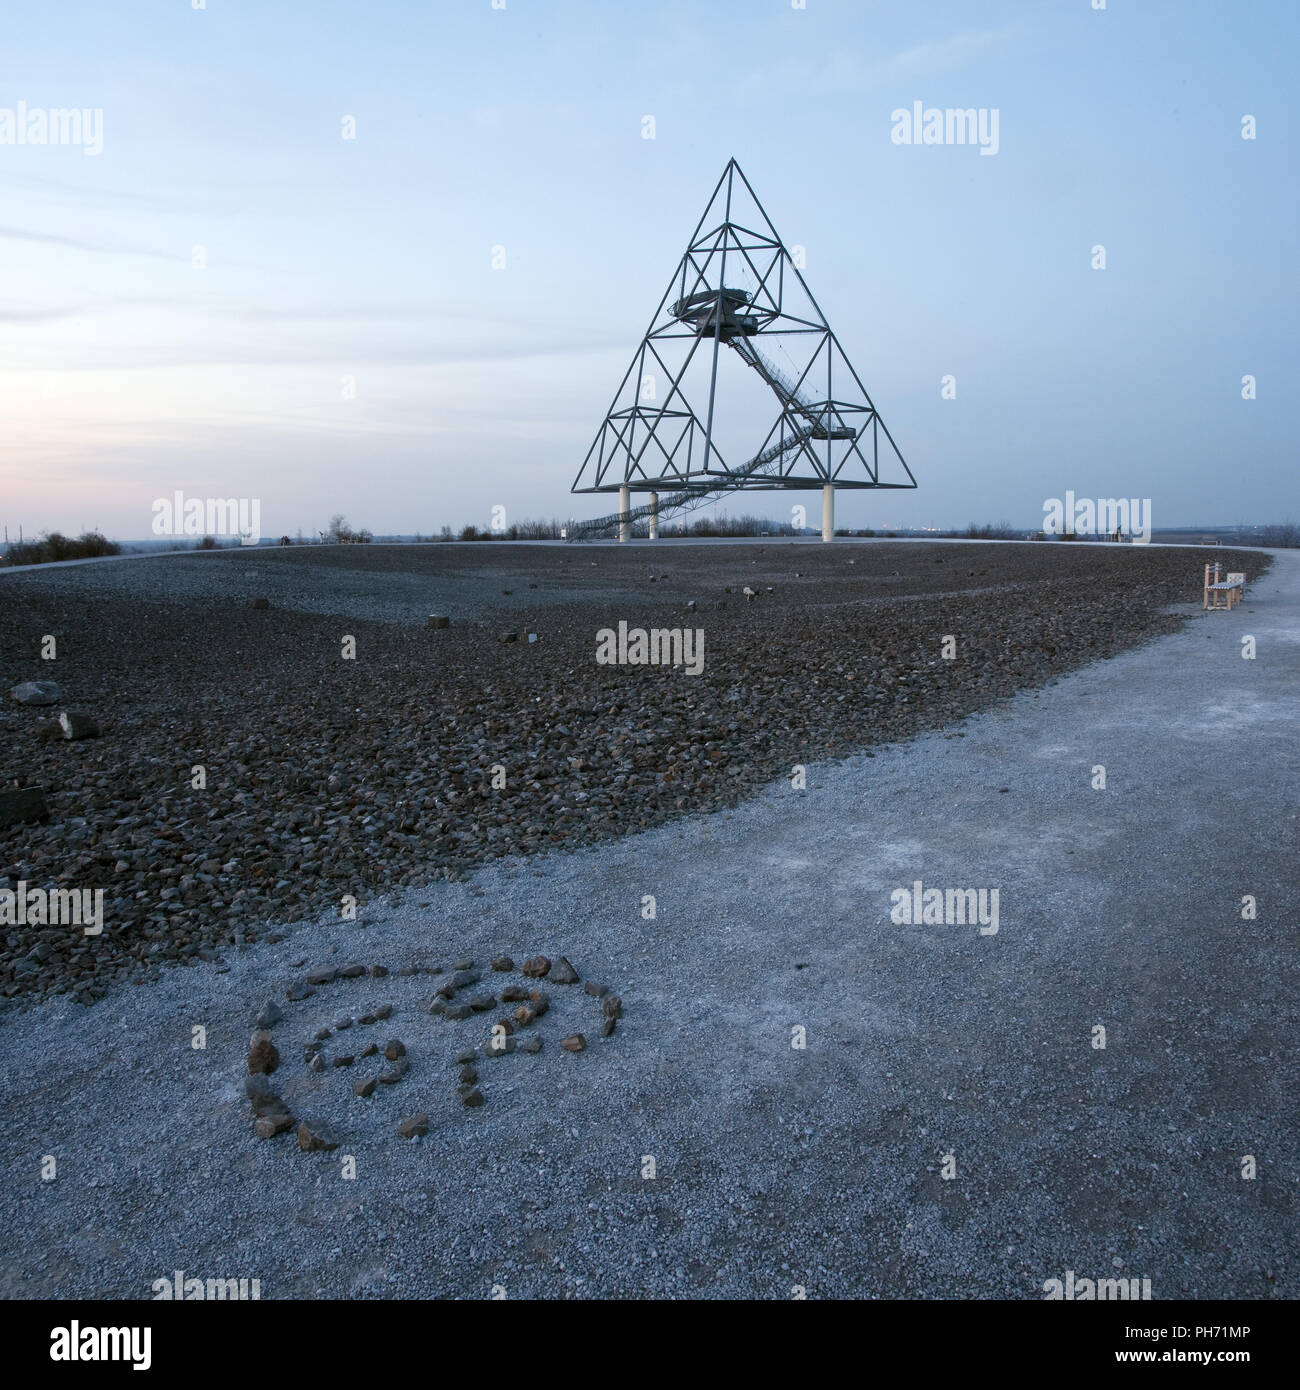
xmin=3 ymin=530 xmax=120 ymax=567
xmin=963 ymin=521 xmax=1018 ymax=540
xmin=1261 ymin=521 xmax=1300 ymax=548
xmin=324 ymin=514 xmax=372 ymax=544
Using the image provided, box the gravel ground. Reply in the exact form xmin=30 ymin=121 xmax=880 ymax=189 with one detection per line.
xmin=0 ymin=545 xmax=1293 ymax=1300
xmin=0 ymin=541 xmax=1267 ymax=1005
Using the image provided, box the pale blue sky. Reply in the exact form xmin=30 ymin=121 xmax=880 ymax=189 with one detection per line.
xmin=1 ymin=0 xmax=1295 ymax=539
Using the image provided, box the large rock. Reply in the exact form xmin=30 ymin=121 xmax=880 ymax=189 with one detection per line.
xmin=522 ymin=955 xmax=551 ymax=979
xmin=0 ymin=786 xmax=49 ymax=828
xmin=58 ymin=711 xmax=99 ymax=740
xmin=10 ymin=680 xmax=61 ymax=706
xmin=397 ymin=1113 xmax=429 ymax=1139
xmin=254 ymin=1112 xmax=294 ymax=1138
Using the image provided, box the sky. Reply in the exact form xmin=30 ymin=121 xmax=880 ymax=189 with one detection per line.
xmin=1 ymin=0 xmax=1296 ymax=541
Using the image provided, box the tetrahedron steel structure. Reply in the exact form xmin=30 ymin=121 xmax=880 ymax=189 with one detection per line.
xmin=570 ymin=159 xmax=916 ymax=534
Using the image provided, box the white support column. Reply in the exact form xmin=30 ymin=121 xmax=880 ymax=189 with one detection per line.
xmin=821 ymin=484 xmax=834 ymax=542
xmin=648 ymin=491 xmax=659 ymax=540
xmin=619 ymin=485 xmax=631 ymax=543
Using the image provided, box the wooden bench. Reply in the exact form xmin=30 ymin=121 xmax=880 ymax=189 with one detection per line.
xmin=1203 ymin=563 xmax=1245 ymax=610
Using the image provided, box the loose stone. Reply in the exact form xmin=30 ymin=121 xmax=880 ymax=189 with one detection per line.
xmin=247 ymin=1031 xmax=279 ymax=1075
xmin=297 ymin=1119 xmax=341 ymax=1152
xmin=550 ymin=956 xmax=580 ymax=984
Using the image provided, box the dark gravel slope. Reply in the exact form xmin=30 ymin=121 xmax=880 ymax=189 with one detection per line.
xmin=0 ymin=542 xmax=1268 ymax=1005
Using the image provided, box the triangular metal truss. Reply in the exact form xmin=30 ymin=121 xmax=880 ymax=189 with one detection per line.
xmin=572 ymin=158 xmax=917 ymax=518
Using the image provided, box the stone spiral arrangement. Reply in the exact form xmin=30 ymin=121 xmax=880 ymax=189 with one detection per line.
xmin=242 ymin=952 xmax=622 ymax=1148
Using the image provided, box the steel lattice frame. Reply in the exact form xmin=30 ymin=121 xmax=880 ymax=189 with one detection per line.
xmin=572 ymin=158 xmax=917 ymax=498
